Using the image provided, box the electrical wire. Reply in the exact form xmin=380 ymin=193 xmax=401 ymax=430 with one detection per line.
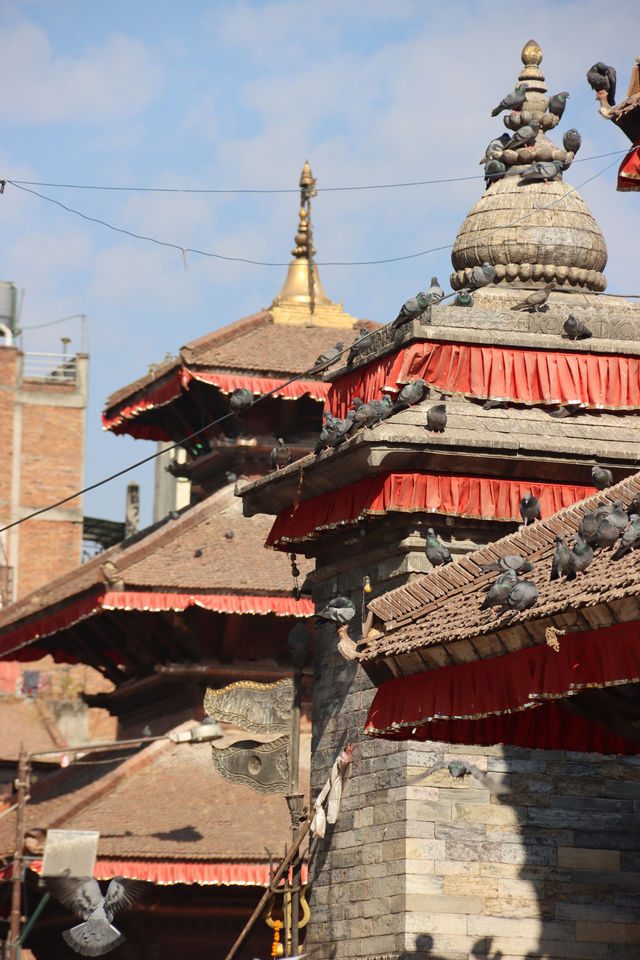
xmin=17 ymin=313 xmax=86 ymax=332
xmin=6 ymin=151 xmax=628 ymax=194
xmin=6 ymin=153 xmax=621 ymax=268
xmin=0 ymin=152 xmax=622 ymax=539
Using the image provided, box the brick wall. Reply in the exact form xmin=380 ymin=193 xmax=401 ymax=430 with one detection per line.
xmin=307 ymin=540 xmax=640 ymax=960
xmin=20 ymin=398 xmax=84 ymax=507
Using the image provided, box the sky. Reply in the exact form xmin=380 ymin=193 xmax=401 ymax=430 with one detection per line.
xmin=1 ymin=0 xmax=638 ymax=529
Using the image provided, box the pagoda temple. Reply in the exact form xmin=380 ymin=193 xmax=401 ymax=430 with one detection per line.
xmin=239 ymin=43 xmax=640 ymax=959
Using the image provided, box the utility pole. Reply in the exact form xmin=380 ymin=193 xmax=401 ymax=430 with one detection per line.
xmin=8 ymin=743 xmax=29 ymax=960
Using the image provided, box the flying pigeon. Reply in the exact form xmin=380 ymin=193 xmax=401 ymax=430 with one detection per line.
xmin=409 ymin=759 xmax=511 ymax=795
xmin=519 ymin=162 xmax=562 ymax=183
xmin=502 ymin=121 xmax=540 ymax=151
xmin=566 ymin=535 xmax=594 ymax=580
xmin=550 ymin=535 xmax=571 ymax=581
xmin=491 ymin=84 xmax=528 ymax=117
xmin=392 ymin=291 xmax=431 ymax=328
xmin=425 ymin=528 xmax=452 ymax=567
xmin=499 ymin=580 xmax=539 ymax=615
xmin=394 ymin=379 xmax=429 ymax=411
xmin=270 ymin=437 xmax=291 ymax=471
xmin=481 ymin=569 xmax=518 ymax=610
xmin=587 ymin=62 xmax=617 ymax=106
xmin=347 ymin=328 xmax=371 ymax=366
xmin=426 ymin=403 xmax=447 ymax=433
xmin=314 ymin=341 xmax=345 ymax=371
xmin=316 ymin=595 xmax=357 ymax=624
xmin=485 ymin=159 xmax=506 ymax=188
xmin=229 ymin=388 xmax=253 ymax=413
xmin=563 ymin=129 xmax=582 ymax=154
xmin=519 ymin=493 xmax=541 ymax=525
xmin=612 ymin=514 xmax=640 ymax=560
xmin=425 ymin=277 xmax=445 ymax=305
xmin=591 ymin=464 xmax=613 ymax=490
xmin=596 ymin=516 xmax=620 ymax=550
xmin=548 ymin=91 xmax=570 ymax=118
xmin=469 ymin=262 xmax=497 ymax=289
xmin=47 ymin=876 xmax=147 ymax=957
xmin=563 ymin=314 xmax=592 ymax=340
xmin=480 ymin=554 xmax=534 ymax=575
xmin=479 ymin=133 xmax=511 ymax=164
xmin=453 ymin=289 xmax=474 ymax=308
xmin=510 ymin=283 xmax=554 ymax=312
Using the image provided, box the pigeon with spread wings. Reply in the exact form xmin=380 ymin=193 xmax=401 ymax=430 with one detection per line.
xmin=47 ymin=876 xmax=147 ymax=956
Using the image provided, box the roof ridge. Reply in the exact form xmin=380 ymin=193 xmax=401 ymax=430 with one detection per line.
xmin=180 ymin=311 xmax=273 ymax=364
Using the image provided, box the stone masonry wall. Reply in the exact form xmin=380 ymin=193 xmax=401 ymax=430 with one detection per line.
xmin=307 ymin=542 xmax=640 ymax=960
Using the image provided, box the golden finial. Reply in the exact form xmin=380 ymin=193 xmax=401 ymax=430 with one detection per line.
xmin=521 ymin=39 xmax=543 ymax=66
xmin=292 ymin=207 xmax=316 ymax=259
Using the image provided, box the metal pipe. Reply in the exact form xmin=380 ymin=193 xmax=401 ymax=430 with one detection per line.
xmin=17 ymin=893 xmax=50 ymax=946
xmin=9 ymin=744 xmax=29 ymax=960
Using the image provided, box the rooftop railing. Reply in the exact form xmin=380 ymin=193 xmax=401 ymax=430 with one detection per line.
xmin=23 ymin=351 xmax=77 ymax=383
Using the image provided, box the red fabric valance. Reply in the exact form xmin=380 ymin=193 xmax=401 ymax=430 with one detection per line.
xmin=11 ymin=859 xmax=307 ymax=887
xmin=185 ymin=369 xmax=330 ymax=403
xmin=266 ymin=471 xmax=595 ymax=549
xmin=618 ymin=137 xmax=640 ymax=192
xmin=328 ymin=340 xmax=640 ymax=415
xmin=365 ymin=621 xmax=640 ymax=754
xmin=102 ymin=371 xmax=183 ymax=438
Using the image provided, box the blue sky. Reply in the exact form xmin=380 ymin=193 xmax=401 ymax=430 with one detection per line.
xmin=1 ymin=0 xmax=638 ymax=527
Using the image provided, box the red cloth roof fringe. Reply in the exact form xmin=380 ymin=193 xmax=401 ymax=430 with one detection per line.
xmin=2 ymin=860 xmax=308 ymax=887
xmin=328 ymin=340 xmax=640 ymax=415
xmin=0 ymin=592 xmax=313 ymax=660
xmin=266 ymin=471 xmax=596 ymax=550
xmin=365 ymin=621 xmax=640 ymax=754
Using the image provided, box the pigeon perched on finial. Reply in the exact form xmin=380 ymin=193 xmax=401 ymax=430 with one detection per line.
xmin=479 ymin=134 xmax=511 ymax=164
xmin=587 ymin=62 xmax=617 ymax=106
xmin=314 ymin=342 xmax=345 ymax=372
xmin=519 ymin=162 xmax=562 ymax=184
xmin=612 ymin=514 xmax=640 ymax=560
xmin=453 ymin=289 xmax=474 ymax=308
xmin=229 ymin=388 xmax=253 ymax=413
xmin=566 ymin=535 xmax=594 ymax=579
xmin=563 ymin=129 xmax=582 ymax=154
xmin=591 ymin=464 xmax=613 ymax=490
xmin=270 ymin=438 xmax=291 ymax=471
xmin=499 ymin=580 xmax=539 ymax=615
xmin=469 ymin=262 xmax=496 ymax=289
xmin=548 ymin=92 xmax=570 ymax=119
xmin=491 ymin=84 xmax=527 ymax=117
xmin=510 ymin=283 xmax=554 ymax=313
xmin=425 ymin=528 xmax=452 ymax=567
xmin=485 ymin=159 xmax=506 ymax=188
xmin=392 ymin=291 xmax=430 ymax=328
xmin=47 ymin=876 xmax=147 ymax=957
xmin=426 ymin=403 xmax=447 ymax=433
xmin=347 ymin=327 xmax=371 ymax=366
xmin=502 ymin=121 xmax=540 ymax=152
xmin=563 ymin=314 xmax=592 ymax=340
xmin=480 ymin=569 xmax=519 ymax=610
xmin=425 ymin=277 xmax=445 ymax=305
xmin=519 ymin=494 xmax=541 ymax=525
xmin=316 ymin=595 xmax=356 ymax=624
xmin=550 ymin=535 xmax=571 ymax=581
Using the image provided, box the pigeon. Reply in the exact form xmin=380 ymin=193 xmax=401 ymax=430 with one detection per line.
xmin=519 ymin=161 xmax=562 ymax=183
xmin=591 ymin=464 xmax=613 ymax=490
xmin=499 ymin=580 xmax=539 ymax=615
xmin=225 ymin=470 xmax=237 ymax=484
xmin=550 ymin=535 xmax=571 ymax=580
xmin=424 ymin=277 xmax=445 ymax=305
xmin=270 ymin=437 xmax=290 ymax=471
xmin=587 ymin=62 xmax=617 ymax=106
xmin=315 ymin=412 xmax=339 ymax=454
xmin=469 ymin=262 xmax=497 ymax=289
xmin=316 ymin=595 xmax=356 ymax=623
xmin=628 ymin=495 xmax=640 ymax=517
xmin=510 ymin=283 xmax=554 ymax=313
xmin=392 ymin=291 xmax=431 ymax=328
xmin=47 ymin=876 xmax=146 ymax=957
xmin=347 ymin=328 xmax=371 ymax=366
xmin=579 ymin=510 xmax=599 ymax=547
xmin=596 ymin=516 xmax=620 ymax=550
xmin=563 ymin=314 xmax=592 ymax=340
xmin=453 ymin=289 xmax=474 ymax=308
xmin=369 ymin=394 xmax=394 ymax=425
xmin=425 ymin=528 xmax=452 ymax=567
xmin=519 ymin=493 xmax=541 ymax=525
xmin=548 ymin=91 xmax=570 ymax=118
xmin=314 ymin=341 xmax=345 ymax=371
xmin=480 ymin=554 xmax=534 ymax=575
xmin=481 ymin=569 xmax=519 ymax=610
xmin=491 ymin=84 xmax=528 ymax=117
xmin=566 ymin=535 xmax=594 ymax=580
xmin=502 ymin=121 xmax=540 ymax=151
xmin=563 ymin=129 xmax=582 ymax=154
xmin=479 ymin=134 xmax=511 ymax=164
xmin=229 ymin=388 xmax=253 ymax=413
xmin=612 ymin=514 xmax=640 ymax=560
xmin=332 ymin=399 xmax=364 ymax=445
xmin=394 ymin=379 xmax=429 ymax=411
xmin=426 ymin=403 xmax=447 ymax=433
xmin=608 ymin=500 xmax=630 ymax=534
xmin=485 ymin=159 xmax=506 ymax=188
xmin=346 ymin=397 xmax=386 ymax=435
xmin=409 ymin=760 xmax=511 ymax=795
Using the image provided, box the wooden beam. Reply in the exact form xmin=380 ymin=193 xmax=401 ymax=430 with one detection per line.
xmin=65 ymin=626 xmax=123 ymax=686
